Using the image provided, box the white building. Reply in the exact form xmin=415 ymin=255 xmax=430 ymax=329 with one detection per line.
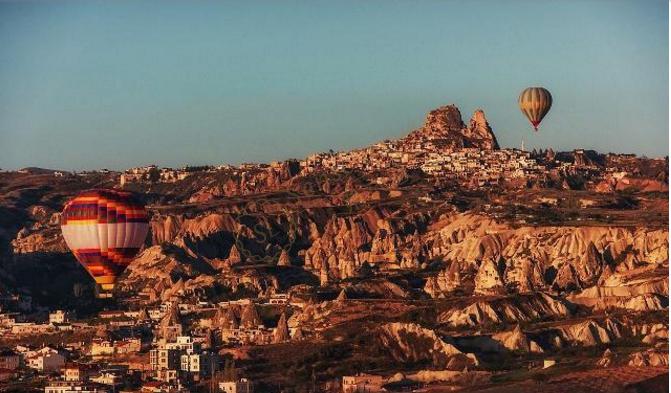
xmin=0 ymin=312 xmax=22 ymax=327
xmin=342 ymin=374 xmax=385 ymax=393
xmin=50 ymin=310 xmax=69 ymax=324
xmin=90 ymin=371 xmax=122 ymax=386
xmin=267 ymin=294 xmax=289 ymax=305
xmin=149 ymin=348 xmax=181 ymax=371
xmin=11 ymin=322 xmax=51 ymax=335
xmin=90 ymin=340 xmax=114 ymax=357
xmin=44 ymin=381 xmax=108 ymax=393
xmin=63 ymin=363 xmax=98 ymax=382
xmin=180 ymin=351 xmax=218 ymax=375
xmin=26 ymin=348 xmax=65 ymax=372
xmin=166 ymin=336 xmax=199 ymax=352
xmin=219 ymin=378 xmax=253 ymax=393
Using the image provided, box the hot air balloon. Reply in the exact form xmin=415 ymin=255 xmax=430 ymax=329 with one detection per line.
xmin=519 ymin=87 xmax=552 ymax=131
xmin=61 ymin=189 xmax=148 ymax=295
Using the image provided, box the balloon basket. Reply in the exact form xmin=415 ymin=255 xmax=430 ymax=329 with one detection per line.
xmin=94 ymin=285 xmax=114 ymax=299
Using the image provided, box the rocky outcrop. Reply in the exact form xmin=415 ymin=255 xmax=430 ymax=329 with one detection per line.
xmin=628 ymin=349 xmax=669 ymax=367
xmin=240 ymin=303 xmax=262 ymax=329
xmin=335 ymin=288 xmax=348 ymax=302
xmin=119 ymin=245 xmax=218 ymax=298
xmin=301 ymin=209 xmax=656 ymax=295
xmin=424 ymin=261 xmax=465 ymax=297
xmin=641 ymin=323 xmax=668 ymax=345
xmin=218 ymin=308 xmax=240 ymax=330
xmin=225 ymin=244 xmax=244 ymax=267
xmin=465 ymin=109 xmax=499 ymax=150
xmin=13 ymin=191 xmax=666 ymax=304
xmin=11 ymin=225 xmax=67 ymax=254
xmin=402 ymin=106 xmax=499 ymax=151
xmin=556 ymin=318 xmax=625 ymax=347
xmin=287 ymin=300 xmax=416 ymax=337
xmin=569 ymin=264 xmax=669 ymax=310
xmin=344 ymin=279 xmax=410 ymax=299
xmin=591 ymin=294 xmax=667 ymax=312
xmin=504 ymin=256 xmax=545 ymax=293
xmin=595 ymin=176 xmax=670 ymax=193
xmin=273 ymin=312 xmax=290 ymax=343
xmin=277 ymin=249 xmax=291 ymax=267
xmin=303 ymin=211 xmax=431 ymax=281
xmin=397 ymin=369 xmax=491 ymax=385
xmin=439 ymin=293 xmax=571 ymax=328
xmin=155 ymin=304 xmax=183 ymax=341
xmin=377 ymin=322 xmax=479 ymax=370
xmin=474 ymin=258 xmax=506 ymax=295
xmin=596 ymin=348 xmax=617 ymax=367
xmin=303 ymin=214 xmax=375 ymax=281
xmin=183 ymin=160 xmax=301 ymax=202
xmin=574 ymin=242 xmax=605 ymax=287
xmin=423 ymin=213 xmax=668 ymax=295
xmin=490 ymin=325 xmax=543 ymax=353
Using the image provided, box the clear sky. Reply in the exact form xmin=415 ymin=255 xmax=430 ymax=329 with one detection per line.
xmin=0 ymin=0 xmax=668 ymax=170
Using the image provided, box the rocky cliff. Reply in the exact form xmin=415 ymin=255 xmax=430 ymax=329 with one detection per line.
xmin=377 ymin=322 xmax=479 ymax=370
xmin=402 ymin=105 xmax=499 ymax=151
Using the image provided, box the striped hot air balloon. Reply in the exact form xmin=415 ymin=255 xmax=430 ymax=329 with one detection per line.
xmin=61 ymin=189 xmax=149 ymax=293
xmin=518 ymin=87 xmax=553 ymax=131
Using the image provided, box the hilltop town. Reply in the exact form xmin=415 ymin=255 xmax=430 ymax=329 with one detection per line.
xmin=0 ymin=104 xmax=668 ymax=392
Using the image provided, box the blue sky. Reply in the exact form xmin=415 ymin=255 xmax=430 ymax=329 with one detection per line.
xmin=0 ymin=0 xmax=667 ymax=170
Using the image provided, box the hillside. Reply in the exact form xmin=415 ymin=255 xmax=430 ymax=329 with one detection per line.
xmin=0 ymin=104 xmax=667 ymax=392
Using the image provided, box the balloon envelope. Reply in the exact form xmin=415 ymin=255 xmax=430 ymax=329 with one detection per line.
xmin=61 ymin=189 xmax=148 ymax=291
xmin=519 ymin=87 xmax=552 ymax=131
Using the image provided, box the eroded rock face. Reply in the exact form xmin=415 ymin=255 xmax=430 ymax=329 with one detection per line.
xmin=591 ymin=294 xmax=667 ymax=312
xmin=287 ymin=301 xmax=331 ymax=330
xmin=595 ymin=176 xmax=670 ymax=193
xmin=277 ymin=249 xmax=291 ymax=267
xmin=273 ymin=312 xmax=290 ymax=343
xmin=10 ymin=188 xmax=667 ymax=303
xmin=11 ymin=228 xmax=68 ymax=254
xmin=474 ymin=258 xmax=506 ymax=295
xmin=299 ymin=211 xmax=668 ymax=292
xmin=183 ymin=160 xmax=301 ymax=202
xmin=240 ymin=303 xmax=262 ymax=328
xmin=641 ymin=324 xmax=668 ymax=345
xmin=377 ymin=322 xmax=479 ymax=370
xmin=118 ymin=243 xmax=280 ymax=301
xmin=596 ymin=348 xmax=617 ymax=367
xmin=628 ymin=349 xmax=669 ymax=367
xmin=465 ymin=109 xmax=499 ymax=150
xmin=303 ymin=211 xmax=430 ymax=281
xmin=435 ymin=214 xmax=666 ymax=267
xmin=344 ymin=278 xmax=410 ymax=299
xmin=504 ymin=256 xmax=545 ymax=293
xmin=530 ymin=316 xmax=661 ymax=351
xmin=422 ymin=213 xmax=668 ymax=297
xmin=424 ymin=261 xmax=464 ymax=297
xmin=402 ymin=106 xmax=499 ymax=151
xmin=558 ymin=318 xmax=624 ymax=346
xmin=569 ymin=264 xmax=669 ymax=313
xmin=490 ymin=325 xmax=543 ymax=353
xmin=439 ymin=293 xmax=571 ymax=328
xmin=122 ymin=245 xmax=213 ymax=288
xmin=10 ymin=207 xmax=67 ymax=254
